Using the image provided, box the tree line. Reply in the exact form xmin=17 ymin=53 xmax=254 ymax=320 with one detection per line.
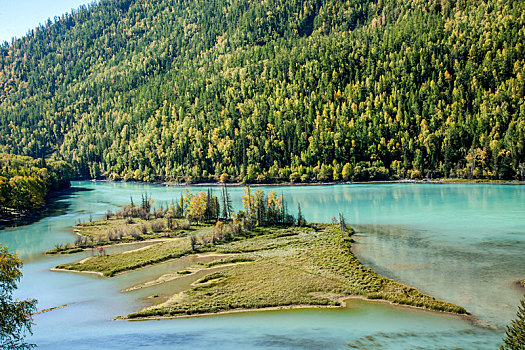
xmin=136 ymin=186 xmax=296 ymax=229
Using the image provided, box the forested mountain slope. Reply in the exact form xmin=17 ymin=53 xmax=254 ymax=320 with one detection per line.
xmin=1 ymin=0 xmax=524 ymax=182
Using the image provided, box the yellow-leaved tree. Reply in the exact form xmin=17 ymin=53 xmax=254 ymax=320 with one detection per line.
xmin=188 ymin=191 xmax=207 ymax=224
xmin=1 ymin=244 xmax=37 ymax=349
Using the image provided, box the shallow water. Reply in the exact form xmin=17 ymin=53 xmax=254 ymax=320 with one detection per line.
xmin=1 ymin=181 xmax=523 ymax=349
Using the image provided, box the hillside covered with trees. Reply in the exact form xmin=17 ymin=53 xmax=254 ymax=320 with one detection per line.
xmin=0 ymin=0 xmax=524 ymax=182
xmin=0 ymin=153 xmax=73 ymax=218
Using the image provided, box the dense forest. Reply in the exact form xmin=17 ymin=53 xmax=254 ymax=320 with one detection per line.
xmin=0 ymin=153 xmax=73 ymax=216
xmin=0 ymin=0 xmax=524 ymax=182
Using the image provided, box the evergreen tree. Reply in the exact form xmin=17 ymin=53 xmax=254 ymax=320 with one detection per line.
xmin=501 ymin=296 xmax=525 ymax=350
xmin=297 ymin=203 xmax=305 ymax=227
xmin=221 ymin=185 xmax=233 ymax=220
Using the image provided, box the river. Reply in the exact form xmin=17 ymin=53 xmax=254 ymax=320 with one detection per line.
xmin=1 ymin=181 xmax=523 ymax=349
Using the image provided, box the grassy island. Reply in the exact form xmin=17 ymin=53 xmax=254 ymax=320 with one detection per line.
xmin=51 ymin=187 xmax=466 ymax=319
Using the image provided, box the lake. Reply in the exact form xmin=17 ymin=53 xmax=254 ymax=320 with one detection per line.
xmin=1 ymin=181 xmax=523 ymax=349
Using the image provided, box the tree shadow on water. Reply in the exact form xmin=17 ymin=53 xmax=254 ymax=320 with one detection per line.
xmin=0 ymin=187 xmax=93 ymax=231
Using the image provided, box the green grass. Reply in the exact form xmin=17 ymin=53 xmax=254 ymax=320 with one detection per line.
xmin=124 ymin=226 xmax=466 ymax=318
xmin=47 ymin=247 xmax=84 ymax=255
xmin=201 ymin=256 xmax=255 ymax=267
xmin=54 ymin=223 xmax=295 ymax=276
xmin=56 ymin=238 xmax=193 ymax=277
xmin=194 ymin=271 xmax=226 ymax=284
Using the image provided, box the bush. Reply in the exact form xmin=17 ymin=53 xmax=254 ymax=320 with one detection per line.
xmin=180 ymin=220 xmax=191 ymax=230
xmin=130 ymin=230 xmax=143 ymax=241
xmin=409 ymin=169 xmax=423 ymax=180
xmin=166 ymin=216 xmax=178 ymax=230
xmin=368 ymin=166 xmax=389 ymax=180
xmin=289 ymin=172 xmax=300 ymax=183
xmin=256 ymin=173 xmax=267 ymax=183
xmin=150 ymin=220 xmax=165 ymax=233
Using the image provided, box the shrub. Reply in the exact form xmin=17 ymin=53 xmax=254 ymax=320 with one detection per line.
xmin=289 ymin=172 xmax=300 ymax=183
xmin=130 ymin=230 xmax=143 ymax=240
xmin=150 ymin=220 xmax=165 ymax=233
xmin=181 ymin=220 xmax=191 ymax=230
xmin=409 ymin=169 xmax=423 ymax=180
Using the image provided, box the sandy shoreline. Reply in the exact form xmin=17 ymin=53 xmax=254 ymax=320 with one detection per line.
xmin=50 ymin=267 xmax=105 ymax=277
xmin=33 ymin=304 xmax=68 ymax=315
xmin=120 ymin=304 xmax=341 ymax=321
xmin=120 ymin=295 xmax=481 ymax=324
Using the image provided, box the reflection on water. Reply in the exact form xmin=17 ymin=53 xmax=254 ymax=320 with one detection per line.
xmin=352 ymin=224 xmax=525 ymax=328
xmin=32 ymin=301 xmax=500 ymax=350
xmin=0 ymin=187 xmax=92 ymax=231
xmin=1 ymin=181 xmax=523 ymax=349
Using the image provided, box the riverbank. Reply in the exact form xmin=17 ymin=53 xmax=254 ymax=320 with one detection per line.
xmin=85 ymin=177 xmax=525 ymax=188
xmin=180 ymin=178 xmax=525 ymax=187
xmin=51 ymin=218 xmax=467 ymax=319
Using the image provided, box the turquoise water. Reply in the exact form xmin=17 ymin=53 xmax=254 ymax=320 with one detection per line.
xmin=1 ymin=181 xmax=523 ymax=349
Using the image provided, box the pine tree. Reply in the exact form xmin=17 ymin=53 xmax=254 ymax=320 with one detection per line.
xmin=297 ymin=203 xmax=305 ymax=227
xmin=175 ymin=193 xmax=184 ymax=218
xmin=501 ymin=296 xmax=525 ymax=350
xmin=205 ymin=188 xmax=212 ymax=221
xmin=221 ymin=185 xmax=232 ymax=220
xmin=338 ymin=212 xmax=347 ymax=237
